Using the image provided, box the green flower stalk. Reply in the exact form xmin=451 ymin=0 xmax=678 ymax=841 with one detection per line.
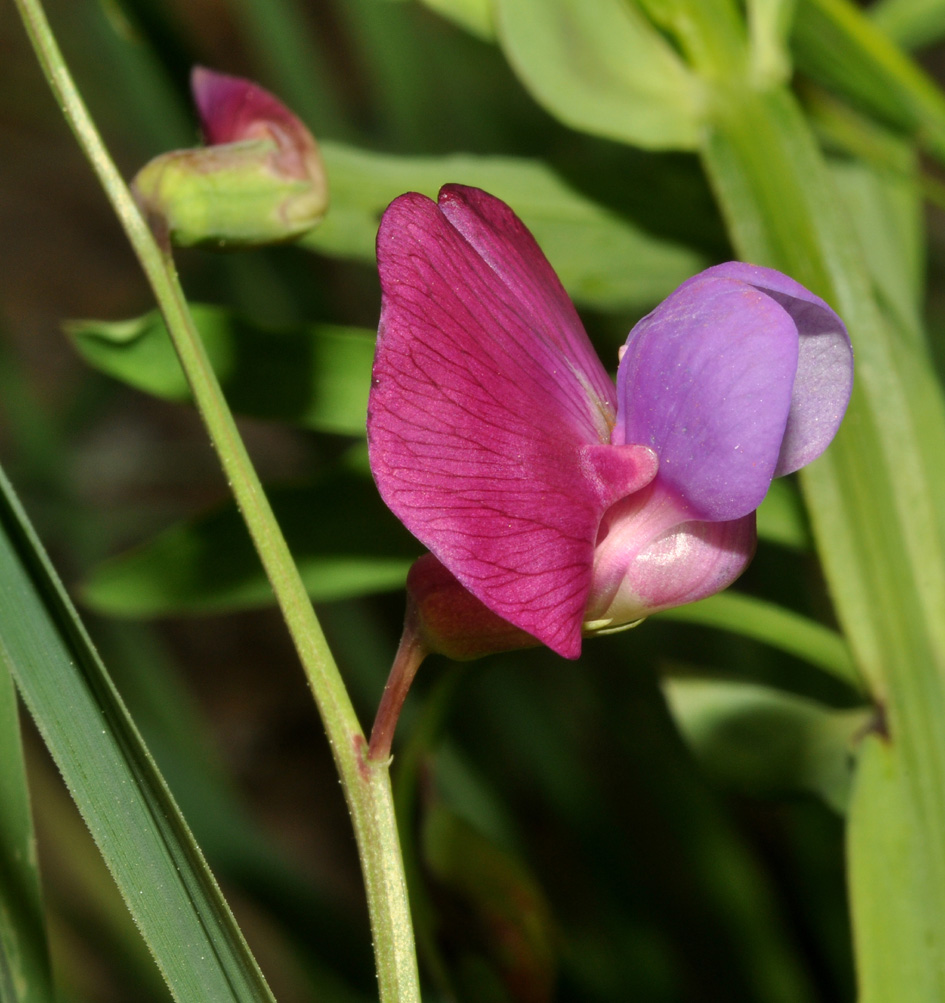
xmin=133 ymin=67 xmax=328 ymax=248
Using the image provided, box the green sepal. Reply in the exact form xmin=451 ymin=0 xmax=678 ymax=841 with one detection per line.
xmin=133 ymin=139 xmax=327 ymax=248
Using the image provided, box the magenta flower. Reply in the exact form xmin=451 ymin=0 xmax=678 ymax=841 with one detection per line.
xmin=367 ymin=185 xmax=853 ymax=665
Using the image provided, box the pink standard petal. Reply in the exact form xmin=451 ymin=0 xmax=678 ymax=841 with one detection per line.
xmin=369 ymin=187 xmax=656 ymax=657
xmin=696 ymin=263 xmax=853 ymax=476
xmin=614 ymin=274 xmax=799 ymax=522
xmin=437 ymin=184 xmax=618 ymax=428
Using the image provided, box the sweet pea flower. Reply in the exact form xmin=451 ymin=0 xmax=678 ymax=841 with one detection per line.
xmin=366 ymin=185 xmax=852 ymax=757
xmin=133 ymin=68 xmax=327 ymax=247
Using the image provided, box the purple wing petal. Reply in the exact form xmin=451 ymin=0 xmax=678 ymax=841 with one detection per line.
xmin=614 ymin=273 xmax=799 ymax=522
xmin=368 ymin=187 xmax=656 ymax=657
xmin=696 ymin=263 xmax=853 ymax=476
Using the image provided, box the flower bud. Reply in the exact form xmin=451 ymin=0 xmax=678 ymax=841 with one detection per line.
xmin=132 ymin=68 xmax=327 ymax=248
xmin=406 ymin=553 xmax=539 ymax=661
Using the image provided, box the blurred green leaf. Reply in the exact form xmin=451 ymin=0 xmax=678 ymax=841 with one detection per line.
xmin=665 ymin=678 xmax=868 ymax=812
xmin=469 ymin=656 xmax=825 ymax=1002
xmin=0 ymin=662 xmax=53 ymax=1003
xmin=746 ymin=0 xmax=796 ymax=82
xmin=491 ymin=0 xmax=700 ymax=149
xmin=422 ymin=802 xmax=557 ymax=1003
xmin=224 ymin=0 xmax=353 ymax=139
xmin=310 ymin=144 xmax=708 ymax=311
xmin=0 ymin=464 xmax=276 ymax=1003
xmin=660 ymin=591 xmax=859 ymax=689
xmin=829 ymin=151 xmax=925 ymax=343
xmin=81 ymin=470 xmax=418 ymax=617
xmin=755 ymin=477 xmax=811 ymax=550
xmin=416 ymin=0 xmax=494 ymax=39
xmin=869 ymin=0 xmax=945 ymax=49
xmin=792 ymin=0 xmax=945 ymax=163
xmin=67 ymin=306 xmax=374 ymax=436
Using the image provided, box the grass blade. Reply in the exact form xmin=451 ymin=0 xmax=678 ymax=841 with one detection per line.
xmin=0 ymin=661 xmax=53 ymax=1003
xmin=0 ymin=463 xmax=277 ymax=1003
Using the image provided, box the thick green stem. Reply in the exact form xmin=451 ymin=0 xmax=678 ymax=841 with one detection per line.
xmin=12 ymin=2 xmax=420 ymax=999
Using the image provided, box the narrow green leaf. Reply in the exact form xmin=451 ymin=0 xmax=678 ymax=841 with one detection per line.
xmin=0 ymin=463 xmax=277 ymax=1003
xmin=29 ymin=757 xmax=178 ymax=1002
xmin=491 ymin=0 xmax=700 ymax=149
xmin=67 ymin=306 xmax=375 ymax=436
xmin=308 ymin=146 xmax=708 ymax=312
xmin=0 ymin=662 xmax=53 ymax=1003
xmin=870 ymin=0 xmax=945 ymax=49
xmin=98 ymin=624 xmax=375 ymax=1000
xmin=82 ymin=470 xmax=418 ymax=617
xmin=660 ymin=591 xmax=860 ymax=688
xmin=792 ymin=0 xmax=945 ymax=163
xmin=664 ymin=678 xmax=869 ymax=811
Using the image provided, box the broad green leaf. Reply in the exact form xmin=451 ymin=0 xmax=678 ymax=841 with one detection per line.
xmin=664 ymin=678 xmax=869 ymax=811
xmin=848 ymin=734 xmax=943 ymax=1002
xmin=660 ymin=591 xmax=859 ymax=688
xmin=68 ymin=306 xmax=374 ymax=436
xmin=703 ymin=86 xmax=945 ymax=680
xmin=81 ymin=470 xmax=418 ymax=617
xmin=808 ymin=95 xmax=926 ymax=341
xmin=492 ymin=0 xmax=700 ymax=150
xmin=0 ymin=662 xmax=53 ymax=1003
xmin=792 ymin=0 xmax=945 ymax=163
xmin=870 ymin=0 xmax=945 ymax=49
xmin=308 ymin=144 xmax=708 ymax=311
xmin=702 ymin=80 xmax=945 ymax=1002
xmin=0 ymin=464 xmax=277 ymax=1003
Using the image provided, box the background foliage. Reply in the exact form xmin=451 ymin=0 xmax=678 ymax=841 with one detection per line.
xmin=3 ymin=0 xmax=945 ymax=1000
